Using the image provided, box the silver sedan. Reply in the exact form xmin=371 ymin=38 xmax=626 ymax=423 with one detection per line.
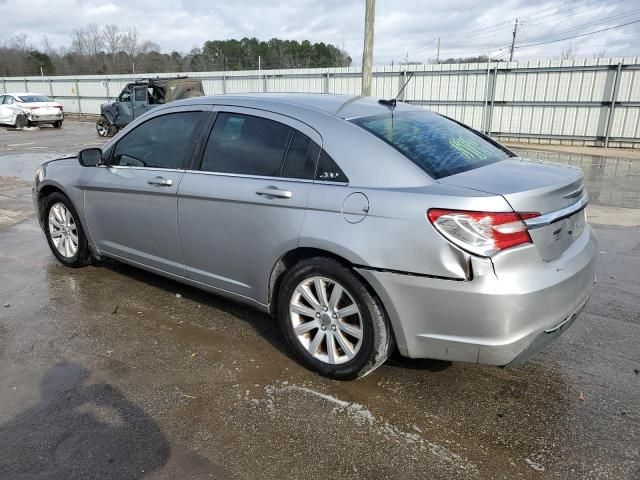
xmin=32 ymin=94 xmax=597 ymax=379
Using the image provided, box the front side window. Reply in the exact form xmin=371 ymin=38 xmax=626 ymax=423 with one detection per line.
xmin=4 ymin=96 xmax=15 ymax=105
xmin=201 ymin=112 xmax=293 ymax=177
xmin=111 ymin=111 xmax=204 ymax=169
xmin=134 ymin=88 xmax=147 ymax=102
xmin=351 ymin=110 xmax=510 ymax=179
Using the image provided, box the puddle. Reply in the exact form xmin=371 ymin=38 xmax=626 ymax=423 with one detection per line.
xmin=513 ymin=148 xmax=640 ymax=209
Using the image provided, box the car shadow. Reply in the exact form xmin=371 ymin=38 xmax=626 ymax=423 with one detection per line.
xmin=97 ymin=259 xmax=298 ymax=363
xmin=0 ymin=363 xmax=170 ymax=479
xmin=90 ymin=259 xmax=455 ymax=374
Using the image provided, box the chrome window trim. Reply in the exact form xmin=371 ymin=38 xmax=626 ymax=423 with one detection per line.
xmin=98 ymin=165 xmax=186 ymax=173
xmin=184 ymin=169 xmax=314 ymax=184
xmin=183 ymin=169 xmax=349 ymax=186
xmin=525 ymin=192 xmax=589 ymax=229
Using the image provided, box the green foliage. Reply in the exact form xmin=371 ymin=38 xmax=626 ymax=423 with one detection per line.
xmin=0 ymin=32 xmax=351 ymax=76
xmin=190 ymin=37 xmax=351 ymax=70
xmin=26 ymin=50 xmax=56 ymax=75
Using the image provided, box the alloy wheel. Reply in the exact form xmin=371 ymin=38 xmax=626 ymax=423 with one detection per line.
xmin=48 ymin=202 xmax=78 ymax=258
xmin=289 ymin=276 xmax=363 ymax=365
xmin=96 ymin=120 xmax=110 ymax=137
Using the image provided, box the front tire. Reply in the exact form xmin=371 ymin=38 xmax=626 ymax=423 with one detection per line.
xmin=43 ymin=192 xmax=92 ymax=267
xmin=277 ymin=257 xmax=394 ymax=380
xmin=96 ymin=117 xmax=114 ymax=137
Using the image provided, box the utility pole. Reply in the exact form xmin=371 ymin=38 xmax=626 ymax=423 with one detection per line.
xmin=361 ymin=0 xmax=376 ymax=96
xmin=509 ymin=18 xmax=519 ymax=62
xmin=436 ymin=37 xmax=440 ymax=64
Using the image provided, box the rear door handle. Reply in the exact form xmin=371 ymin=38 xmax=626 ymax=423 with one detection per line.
xmin=147 ymin=176 xmax=173 ymax=187
xmin=255 ymin=186 xmax=292 ymax=199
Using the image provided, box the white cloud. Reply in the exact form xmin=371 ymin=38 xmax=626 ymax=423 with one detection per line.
xmin=0 ymin=0 xmax=639 ymax=64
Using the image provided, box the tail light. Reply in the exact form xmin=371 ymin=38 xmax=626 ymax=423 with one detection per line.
xmin=57 ymin=105 xmax=63 ymax=111
xmin=427 ymin=209 xmax=540 ymax=257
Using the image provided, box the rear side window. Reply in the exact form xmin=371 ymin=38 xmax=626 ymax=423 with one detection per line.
xmin=112 ymin=111 xmax=204 ymax=169
xmin=351 ymin=111 xmax=509 ymax=179
xmin=201 ymin=112 xmax=292 ymax=177
xmin=282 ymin=131 xmax=320 ymax=180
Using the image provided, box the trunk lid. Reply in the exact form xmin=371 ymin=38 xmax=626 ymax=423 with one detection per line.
xmin=439 ymin=158 xmax=587 ymax=261
xmin=21 ymin=102 xmax=62 ymax=115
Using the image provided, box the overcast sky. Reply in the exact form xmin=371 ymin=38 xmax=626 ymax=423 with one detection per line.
xmin=1 ymin=0 xmax=639 ymax=64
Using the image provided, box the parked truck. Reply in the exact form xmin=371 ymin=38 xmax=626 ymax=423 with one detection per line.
xmin=96 ymin=77 xmax=204 ymax=137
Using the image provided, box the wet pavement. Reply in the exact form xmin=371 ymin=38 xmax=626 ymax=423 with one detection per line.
xmin=0 ymin=122 xmax=639 ymax=479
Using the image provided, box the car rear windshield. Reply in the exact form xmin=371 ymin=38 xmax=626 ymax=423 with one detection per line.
xmin=350 ymin=110 xmax=510 ymax=179
xmin=17 ymin=95 xmax=51 ymax=103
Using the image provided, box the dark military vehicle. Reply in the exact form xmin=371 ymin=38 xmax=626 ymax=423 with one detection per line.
xmin=96 ymin=77 xmax=204 ymax=137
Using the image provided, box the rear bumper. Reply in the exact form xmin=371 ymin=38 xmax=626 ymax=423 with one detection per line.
xmin=356 ymin=226 xmax=597 ymax=366
xmin=27 ymin=112 xmax=63 ymax=122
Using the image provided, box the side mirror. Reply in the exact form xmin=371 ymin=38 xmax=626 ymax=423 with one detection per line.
xmin=78 ymin=148 xmax=103 ymax=167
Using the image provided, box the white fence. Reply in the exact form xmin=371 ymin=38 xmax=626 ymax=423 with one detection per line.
xmin=2 ymin=56 xmax=640 ymax=147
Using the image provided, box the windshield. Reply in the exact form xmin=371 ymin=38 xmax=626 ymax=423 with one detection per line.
xmin=17 ymin=95 xmax=52 ymax=103
xmin=350 ymin=110 xmax=510 ymax=179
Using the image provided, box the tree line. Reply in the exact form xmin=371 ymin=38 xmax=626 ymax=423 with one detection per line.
xmin=0 ymin=24 xmax=352 ymax=77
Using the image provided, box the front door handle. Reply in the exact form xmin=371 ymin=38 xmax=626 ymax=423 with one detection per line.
xmin=147 ymin=176 xmax=173 ymax=187
xmin=255 ymin=186 xmax=292 ymax=199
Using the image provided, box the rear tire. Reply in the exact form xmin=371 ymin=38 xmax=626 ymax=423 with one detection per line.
xmin=53 ymin=120 xmax=63 ymax=129
xmin=277 ymin=257 xmax=394 ymax=380
xmin=15 ymin=114 xmax=27 ymax=129
xmin=43 ymin=192 xmax=92 ymax=268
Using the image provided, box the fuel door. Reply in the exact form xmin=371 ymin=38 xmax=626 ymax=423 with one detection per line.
xmin=341 ymin=192 xmax=369 ymax=224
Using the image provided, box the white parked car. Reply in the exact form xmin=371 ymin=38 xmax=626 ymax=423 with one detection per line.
xmin=0 ymin=93 xmax=64 ymax=128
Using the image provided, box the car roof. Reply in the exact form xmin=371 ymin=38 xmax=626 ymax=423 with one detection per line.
xmin=4 ymin=93 xmax=46 ymax=97
xmin=173 ymin=93 xmax=421 ymax=120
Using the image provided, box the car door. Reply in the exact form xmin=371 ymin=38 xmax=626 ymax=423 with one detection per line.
xmin=0 ymin=96 xmax=6 ymax=123
xmin=114 ymin=87 xmax=134 ymax=127
xmin=0 ymin=95 xmax=16 ymax=124
xmin=132 ymin=86 xmax=149 ymax=119
xmin=83 ymin=106 xmax=209 ymax=276
xmin=177 ymin=107 xmax=321 ymax=304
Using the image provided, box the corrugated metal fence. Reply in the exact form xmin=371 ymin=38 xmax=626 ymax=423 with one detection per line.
xmin=2 ymin=57 xmax=639 ymax=147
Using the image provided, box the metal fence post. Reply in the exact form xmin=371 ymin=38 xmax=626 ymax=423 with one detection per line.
xmin=487 ymin=64 xmax=498 ymax=137
xmin=324 ymin=72 xmax=330 ymax=94
xmin=75 ymin=78 xmax=83 ymax=122
xmin=48 ymin=78 xmax=54 ymax=98
xmin=2 ymin=79 xmax=6 ymax=94
xmin=24 ymin=78 xmax=28 ymax=92
xmin=604 ymin=62 xmax=622 ymax=148
xmin=222 ymin=74 xmax=227 ymax=94
xmin=105 ymin=78 xmax=110 ymax=102
xmin=263 ymin=73 xmax=268 ymax=92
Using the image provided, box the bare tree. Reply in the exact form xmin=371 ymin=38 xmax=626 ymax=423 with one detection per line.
xmin=103 ymin=24 xmax=122 ymax=71
xmin=560 ymin=45 xmax=577 ymax=60
xmin=121 ymin=27 xmax=140 ymax=73
xmin=10 ymin=33 xmax=30 ymax=51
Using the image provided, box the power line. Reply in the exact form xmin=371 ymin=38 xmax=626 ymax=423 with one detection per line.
xmin=516 ymin=8 xmax=640 ymax=44
xmin=515 ymin=18 xmax=640 ymax=49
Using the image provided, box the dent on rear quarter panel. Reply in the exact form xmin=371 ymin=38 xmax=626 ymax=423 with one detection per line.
xmin=300 ymin=183 xmax=512 ymax=279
